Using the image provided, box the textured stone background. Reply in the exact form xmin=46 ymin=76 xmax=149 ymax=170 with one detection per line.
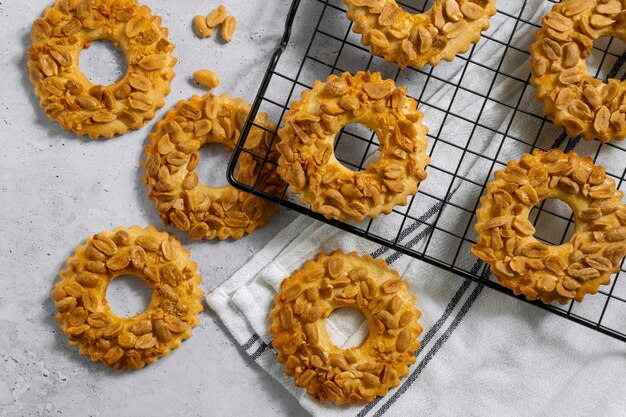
xmin=0 ymin=0 xmax=310 ymax=415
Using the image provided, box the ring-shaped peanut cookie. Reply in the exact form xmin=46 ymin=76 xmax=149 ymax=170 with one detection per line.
xmin=28 ymin=0 xmax=176 ymax=139
xmin=344 ymin=0 xmax=496 ymax=68
xmin=529 ymin=0 xmax=626 ymax=142
xmin=269 ymin=250 xmax=422 ymax=405
xmin=143 ymin=93 xmax=285 ymax=240
xmin=472 ymin=149 xmax=626 ymax=304
xmin=51 ymin=226 xmax=204 ymax=370
xmin=276 ymin=71 xmax=430 ymax=222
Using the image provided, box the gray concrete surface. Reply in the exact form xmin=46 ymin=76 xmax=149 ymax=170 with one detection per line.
xmin=0 ymin=1 xmax=310 ymax=415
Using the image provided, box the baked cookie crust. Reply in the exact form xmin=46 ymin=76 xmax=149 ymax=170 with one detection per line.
xmin=269 ymin=250 xmax=423 ymax=405
xmin=276 ymin=71 xmax=430 ymax=222
xmin=28 ymin=0 xmax=176 ymax=139
xmin=344 ymin=0 xmax=496 ymax=68
xmin=143 ymin=93 xmax=285 ymax=240
xmin=472 ymin=149 xmax=626 ymax=304
xmin=51 ymin=226 xmax=204 ymax=370
xmin=529 ymin=0 xmax=626 ymax=142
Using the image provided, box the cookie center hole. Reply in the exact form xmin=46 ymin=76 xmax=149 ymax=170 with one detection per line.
xmin=106 ymin=275 xmax=152 ymax=318
xmin=79 ymin=39 xmax=128 ymax=86
xmin=334 ymin=124 xmax=381 ymax=172
xmin=196 ymin=144 xmax=231 ymax=187
xmin=529 ymin=198 xmax=575 ymax=246
xmin=398 ymin=0 xmax=433 ymax=14
xmin=326 ymin=308 xmax=368 ymax=349
xmin=586 ymin=37 xmax=625 ymax=81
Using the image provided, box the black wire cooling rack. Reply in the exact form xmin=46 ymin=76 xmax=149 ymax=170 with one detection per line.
xmin=227 ymin=0 xmax=626 ymax=342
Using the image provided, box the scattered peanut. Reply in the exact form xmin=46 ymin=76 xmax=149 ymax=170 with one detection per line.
xmin=206 ymin=5 xmax=228 ymax=28
xmin=221 ymin=15 xmax=236 ymax=42
xmin=193 ymin=69 xmax=220 ymax=89
xmin=193 ymin=15 xmax=213 ymax=38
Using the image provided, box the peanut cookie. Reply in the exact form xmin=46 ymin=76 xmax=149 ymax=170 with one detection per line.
xmin=269 ymin=250 xmax=423 ymax=405
xmin=344 ymin=0 xmax=496 ymax=68
xmin=51 ymin=226 xmax=204 ymax=370
xmin=529 ymin=0 xmax=626 ymax=142
xmin=472 ymin=149 xmax=626 ymax=304
xmin=28 ymin=0 xmax=176 ymax=139
xmin=142 ymin=93 xmax=285 ymax=240
xmin=276 ymin=71 xmax=430 ymax=222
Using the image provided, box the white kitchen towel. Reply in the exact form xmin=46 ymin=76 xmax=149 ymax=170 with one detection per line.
xmin=206 ymin=0 xmax=626 ymax=415
xmin=206 ymin=215 xmax=626 ymax=417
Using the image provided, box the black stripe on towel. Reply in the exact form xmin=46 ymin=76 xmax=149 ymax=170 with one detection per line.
xmin=355 ymin=278 xmax=473 ymax=417
xmin=241 ymin=334 xmax=260 ymax=351
xmin=250 ymin=341 xmax=272 ymax=361
xmin=371 ymin=187 xmax=459 ymax=260
xmin=372 ymin=284 xmax=484 ymax=417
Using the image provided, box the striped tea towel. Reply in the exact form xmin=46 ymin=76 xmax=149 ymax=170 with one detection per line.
xmin=206 ymin=215 xmax=626 ymax=417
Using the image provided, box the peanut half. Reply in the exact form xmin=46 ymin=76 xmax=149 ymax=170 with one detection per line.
xmin=193 ymin=69 xmax=220 ymax=89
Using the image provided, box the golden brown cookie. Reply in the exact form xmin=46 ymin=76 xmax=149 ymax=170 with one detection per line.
xmin=51 ymin=226 xmax=204 ymax=370
xmin=344 ymin=0 xmax=497 ymax=68
xmin=276 ymin=71 xmax=430 ymax=222
xmin=529 ymin=0 xmax=626 ymax=142
xmin=28 ymin=0 xmax=176 ymax=139
xmin=472 ymin=149 xmax=626 ymax=304
xmin=142 ymin=93 xmax=285 ymax=240
xmin=269 ymin=250 xmax=423 ymax=405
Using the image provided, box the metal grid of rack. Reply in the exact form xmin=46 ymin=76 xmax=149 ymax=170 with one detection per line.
xmin=227 ymin=0 xmax=626 ymax=342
